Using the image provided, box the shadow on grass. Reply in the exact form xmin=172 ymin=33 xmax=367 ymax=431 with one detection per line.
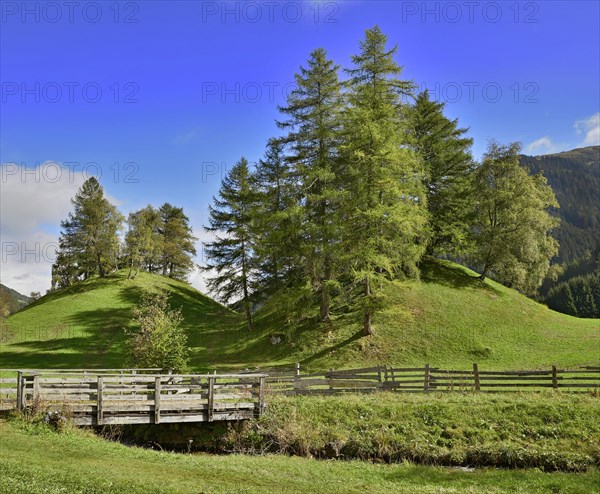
xmin=420 ymin=259 xmax=502 ymax=295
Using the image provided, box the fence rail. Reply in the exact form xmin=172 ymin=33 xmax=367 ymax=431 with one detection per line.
xmin=262 ymin=364 xmax=600 ymax=395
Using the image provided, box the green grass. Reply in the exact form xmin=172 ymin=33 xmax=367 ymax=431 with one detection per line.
xmin=2 ymin=260 xmax=598 ymax=371
xmin=225 ymin=392 xmax=600 ymax=471
xmin=1 ymin=418 xmax=599 ymax=494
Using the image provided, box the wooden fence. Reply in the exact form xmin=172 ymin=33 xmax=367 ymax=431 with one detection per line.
xmin=0 ymin=369 xmax=266 ymax=425
xmin=0 ymin=365 xmax=597 ymax=424
xmin=262 ymin=364 xmax=600 ymax=395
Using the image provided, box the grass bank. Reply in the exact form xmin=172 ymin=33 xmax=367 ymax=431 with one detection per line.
xmin=1 ymin=417 xmax=599 ymax=494
xmin=224 ymin=392 xmax=600 ymax=472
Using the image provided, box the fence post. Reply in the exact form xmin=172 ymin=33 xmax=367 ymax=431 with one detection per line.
xmin=16 ymin=371 xmax=23 ymax=411
xmin=329 ymin=368 xmax=334 ymax=391
xmin=97 ymin=377 xmax=104 ymax=425
xmin=154 ymin=376 xmax=161 ymax=424
xmin=295 ymin=362 xmax=300 ymax=377
xmin=552 ymin=365 xmax=558 ymax=390
xmin=207 ymin=377 xmax=215 ymax=422
xmin=424 ymin=364 xmax=430 ymax=393
xmin=258 ymin=376 xmax=265 ymax=416
xmin=473 ymin=363 xmax=480 ymax=392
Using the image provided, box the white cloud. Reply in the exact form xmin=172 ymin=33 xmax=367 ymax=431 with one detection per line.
xmin=0 ymin=162 xmax=118 ymax=295
xmin=170 ymin=130 xmax=198 ymax=146
xmin=574 ymin=113 xmax=600 ymax=146
xmin=525 ymin=136 xmax=559 ymax=155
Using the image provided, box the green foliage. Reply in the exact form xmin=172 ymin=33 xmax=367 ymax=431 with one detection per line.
xmin=204 ymin=158 xmax=257 ymax=331
xmin=408 ymin=90 xmax=474 ymax=255
xmin=126 ymin=291 xmax=189 ymax=371
xmin=53 ymin=177 xmax=124 ymax=287
xmin=158 ymin=203 xmax=197 ymax=280
xmin=340 ymin=26 xmax=428 ymax=335
xmin=520 ymin=146 xmax=599 ymax=263
xmin=470 ymin=141 xmax=559 ymax=294
xmin=276 ymin=47 xmax=345 ymax=323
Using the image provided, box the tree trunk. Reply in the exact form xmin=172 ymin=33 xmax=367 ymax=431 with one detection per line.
xmin=320 ymin=283 xmax=330 ymax=323
xmin=244 ymin=298 xmax=254 ymax=332
xmin=363 ymin=277 xmax=373 ymax=336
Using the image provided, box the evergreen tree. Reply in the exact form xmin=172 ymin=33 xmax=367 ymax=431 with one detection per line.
xmin=341 ymin=26 xmax=428 ymax=336
xmin=408 ymin=90 xmax=474 ymax=254
xmin=471 ymin=141 xmax=559 ymax=294
xmin=54 ymin=177 xmax=123 ymax=285
xmin=158 ymin=203 xmax=197 ymax=281
xmin=204 ymin=158 xmax=257 ymax=331
xmin=277 ymin=47 xmax=345 ymax=323
xmin=252 ymin=139 xmax=302 ymax=296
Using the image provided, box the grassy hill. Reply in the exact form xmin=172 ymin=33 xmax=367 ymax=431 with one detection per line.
xmin=1 ymin=261 xmax=598 ymax=371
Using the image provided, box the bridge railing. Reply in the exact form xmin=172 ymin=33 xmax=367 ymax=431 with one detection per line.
xmin=1 ymin=370 xmax=266 ymax=425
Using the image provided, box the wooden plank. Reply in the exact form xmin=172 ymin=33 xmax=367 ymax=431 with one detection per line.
xmin=97 ymin=377 xmax=104 ymax=426
xmin=154 ymin=376 xmax=161 ymax=424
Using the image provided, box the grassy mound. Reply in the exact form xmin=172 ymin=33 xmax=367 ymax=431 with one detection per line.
xmin=2 ymin=260 xmax=598 ymax=371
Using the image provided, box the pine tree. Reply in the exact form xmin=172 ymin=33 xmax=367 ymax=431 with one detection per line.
xmin=340 ymin=26 xmax=428 ymax=336
xmin=276 ymin=47 xmax=345 ymax=323
xmin=471 ymin=141 xmax=559 ymax=294
xmin=252 ymin=139 xmax=302 ymax=297
xmin=158 ymin=203 xmax=197 ymax=281
xmin=408 ymin=90 xmax=474 ymax=255
xmin=204 ymin=158 xmax=257 ymax=331
xmin=54 ymin=177 xmax=123 ymax=285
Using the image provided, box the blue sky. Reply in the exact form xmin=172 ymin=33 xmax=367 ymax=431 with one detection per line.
xmin=1 ymin=0 xmax=599 ymax=294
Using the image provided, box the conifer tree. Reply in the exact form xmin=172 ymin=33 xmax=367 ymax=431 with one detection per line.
xmin=471 ymin=141 xmax=559 ymax=294
xmin=252 ymin=139 xmax=301 ymax=296
xmin=277 ymin=48 xmax=345 ymax=323
xmin=408 ymin=90 xmax=474 ymax=254
xmin=158 ymin=203 xmax=197 ymax=281
xmin=341 ymin=26 xmax=428 ymax=336
xmin=204 ymin=158 xmax=257 ymax=331
xmin=54 ymin=177 xmax=123 ymax=285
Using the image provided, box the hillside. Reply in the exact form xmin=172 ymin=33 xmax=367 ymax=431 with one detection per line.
xmin=520 ymin=146 xmax=600 ymax=263
xmin=1 ymin=261 xmax=598 ymax=371
xmin=0 ymin=284 xmax=32 ymax=315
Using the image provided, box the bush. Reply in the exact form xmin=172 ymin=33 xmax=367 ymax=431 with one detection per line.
xmin=126 ymin=291 xmax=190 ymax=371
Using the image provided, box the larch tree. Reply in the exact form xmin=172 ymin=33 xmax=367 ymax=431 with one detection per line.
xmin=276 ymin=47 xmax=345 ymax=323
xmin=204 ymin=158 xmax=257 ymax=331
xmin=471 ymin=141 xmax=559 ymax=295
xmin=54 ymin=177 xmax=123 ymax=285
xmin=408 ymin=90 xmax=474 ymax=255
xmin=158 ymin=203 xmax=197 ymax=281
xmin=341 ymin=26 xmax=428 ymax=336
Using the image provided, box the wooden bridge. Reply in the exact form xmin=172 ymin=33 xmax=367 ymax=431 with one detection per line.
xmin=0 ymin=369 xmax=266 ymax=425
